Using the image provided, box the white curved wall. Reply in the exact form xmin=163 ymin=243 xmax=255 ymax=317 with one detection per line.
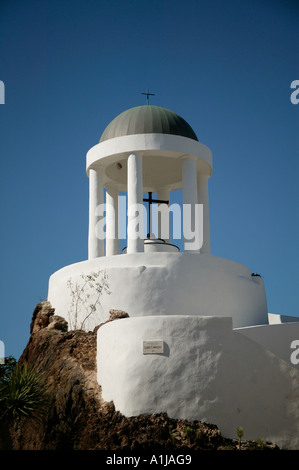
xmin=97 ymin=315 xmax=299 ymax=450
xmin=236 ymin=322 xmax=299 ymax=369
xmin=47 ymin=253 xmax=268 ymax=330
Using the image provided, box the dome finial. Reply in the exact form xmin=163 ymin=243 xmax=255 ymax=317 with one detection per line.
xmin=141 ymin=88 xmax=155 ymax=105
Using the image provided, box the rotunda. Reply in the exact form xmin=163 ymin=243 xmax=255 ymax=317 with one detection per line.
xmin=48 ymin=103 xmax=268 ymax=331
xmin=86 ymin=104 xmax=213 ymax=257
xmin=45 ymin=102 xmax=299 ymax=450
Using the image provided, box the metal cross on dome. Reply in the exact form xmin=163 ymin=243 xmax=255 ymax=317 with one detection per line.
xmin=141 ymin=88 xmax=155 ymax=105
xmin=143 ymin=192 xmax=169 ymax=239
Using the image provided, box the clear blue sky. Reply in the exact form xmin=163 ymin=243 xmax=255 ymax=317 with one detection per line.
xmin=0 ymin=0 xmax=298 ymax=359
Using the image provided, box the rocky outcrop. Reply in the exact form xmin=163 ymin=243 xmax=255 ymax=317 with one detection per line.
xmin=30 ymin=301 xmax=68 ymax=334
xmin=7 ymin=304 xmax=278 ymax=451
xmin=108 ymin=309 xmax=129 ymax=321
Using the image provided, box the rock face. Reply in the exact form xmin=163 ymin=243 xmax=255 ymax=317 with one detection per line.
xmin=30 ymin=301 xmax=68 ymax=334
xmin=7 ymin=304 xmax=278 ymax=451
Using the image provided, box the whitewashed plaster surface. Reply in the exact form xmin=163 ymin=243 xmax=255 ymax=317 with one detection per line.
xmin=97 ymin=315 xmax=299 ymax=450
xmin=47 ymin=253 xmax=268 ymax=330
xmin=236 ymin=321 xmax=299 ymax=369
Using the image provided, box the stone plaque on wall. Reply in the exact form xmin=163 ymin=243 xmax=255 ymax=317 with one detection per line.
xmin=143 ymin=340 xmax=164 ymax=354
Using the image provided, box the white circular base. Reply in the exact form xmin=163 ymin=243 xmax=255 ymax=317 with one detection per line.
xmin=97 ymin=315 xmax=299 ymax=449
xmin=47 ymin=253 xmax=268 ymax=331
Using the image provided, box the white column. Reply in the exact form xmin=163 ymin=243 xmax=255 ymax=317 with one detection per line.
xmin=197 ymin=173 xmax=211 ymax=254
xmin=106 ymin=185 xmax=120 ymax=256
xmin=156 ymin=187 xmax=170 ymax=243
xmin=127 ymin=153 xmax=144 ymax=254
xmin=88 ymin=167 xmax=104 ymax=259
xmin=182 ymin=157 xmax=198 ymax=252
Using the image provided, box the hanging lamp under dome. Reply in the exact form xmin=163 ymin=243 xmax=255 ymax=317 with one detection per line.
xmin=99 ymin=105 xmax=199 ymax=143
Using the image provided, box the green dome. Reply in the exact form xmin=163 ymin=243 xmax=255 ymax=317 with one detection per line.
xmin=99 ymin=105 xmax=198 ymax=143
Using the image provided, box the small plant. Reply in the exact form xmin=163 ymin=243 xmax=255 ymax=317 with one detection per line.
xmin=67 ymin=269 xmax=111 ymax=330
xmin=0 ymin=360 xmax=51 ymax=450
xmin=168 ymin=432 xmax=177 ymax=445
xmin=0 ymin=361 xmax=51 ymax=449
xmin=257 ymin=437 xmax=265 ymax=447
xmin=168 ymin=424 xmax=173 ymax=434
xmin=236 ymin=426 xmax=244 ymax=450
xmin=249 ymin=437 xmax=266 ymax=450
xmin=184 ymin=426 xmax=196 ymax=443
xmin=0 ymin=362 xmax=50 ymax=424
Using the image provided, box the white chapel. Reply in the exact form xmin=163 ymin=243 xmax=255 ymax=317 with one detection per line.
xmin=47 ymin=101 xmax=299 ymax=450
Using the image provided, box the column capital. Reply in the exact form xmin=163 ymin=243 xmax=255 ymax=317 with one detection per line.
xmin=197 ymin=172 xmax=211 ymax=180
xmin=88 ymin=164 xmax=104 ymax=176
xmin=180 ymin=154 xmax=197 ymax=161
xmin=127 ymin=151 xmax=143 ymax=159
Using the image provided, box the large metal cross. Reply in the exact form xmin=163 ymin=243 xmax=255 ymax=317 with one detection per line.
xmin=141 ymin=88 xmax=155 ymax=105
xmin=143 ymin=192 xmax=169 ymax=238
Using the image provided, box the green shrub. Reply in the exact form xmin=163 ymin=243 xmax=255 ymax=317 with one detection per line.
xmin=236 ymin=426 xmax=244 ymax=450
xmin=0 ymin=362 xmax=51 ymax=424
